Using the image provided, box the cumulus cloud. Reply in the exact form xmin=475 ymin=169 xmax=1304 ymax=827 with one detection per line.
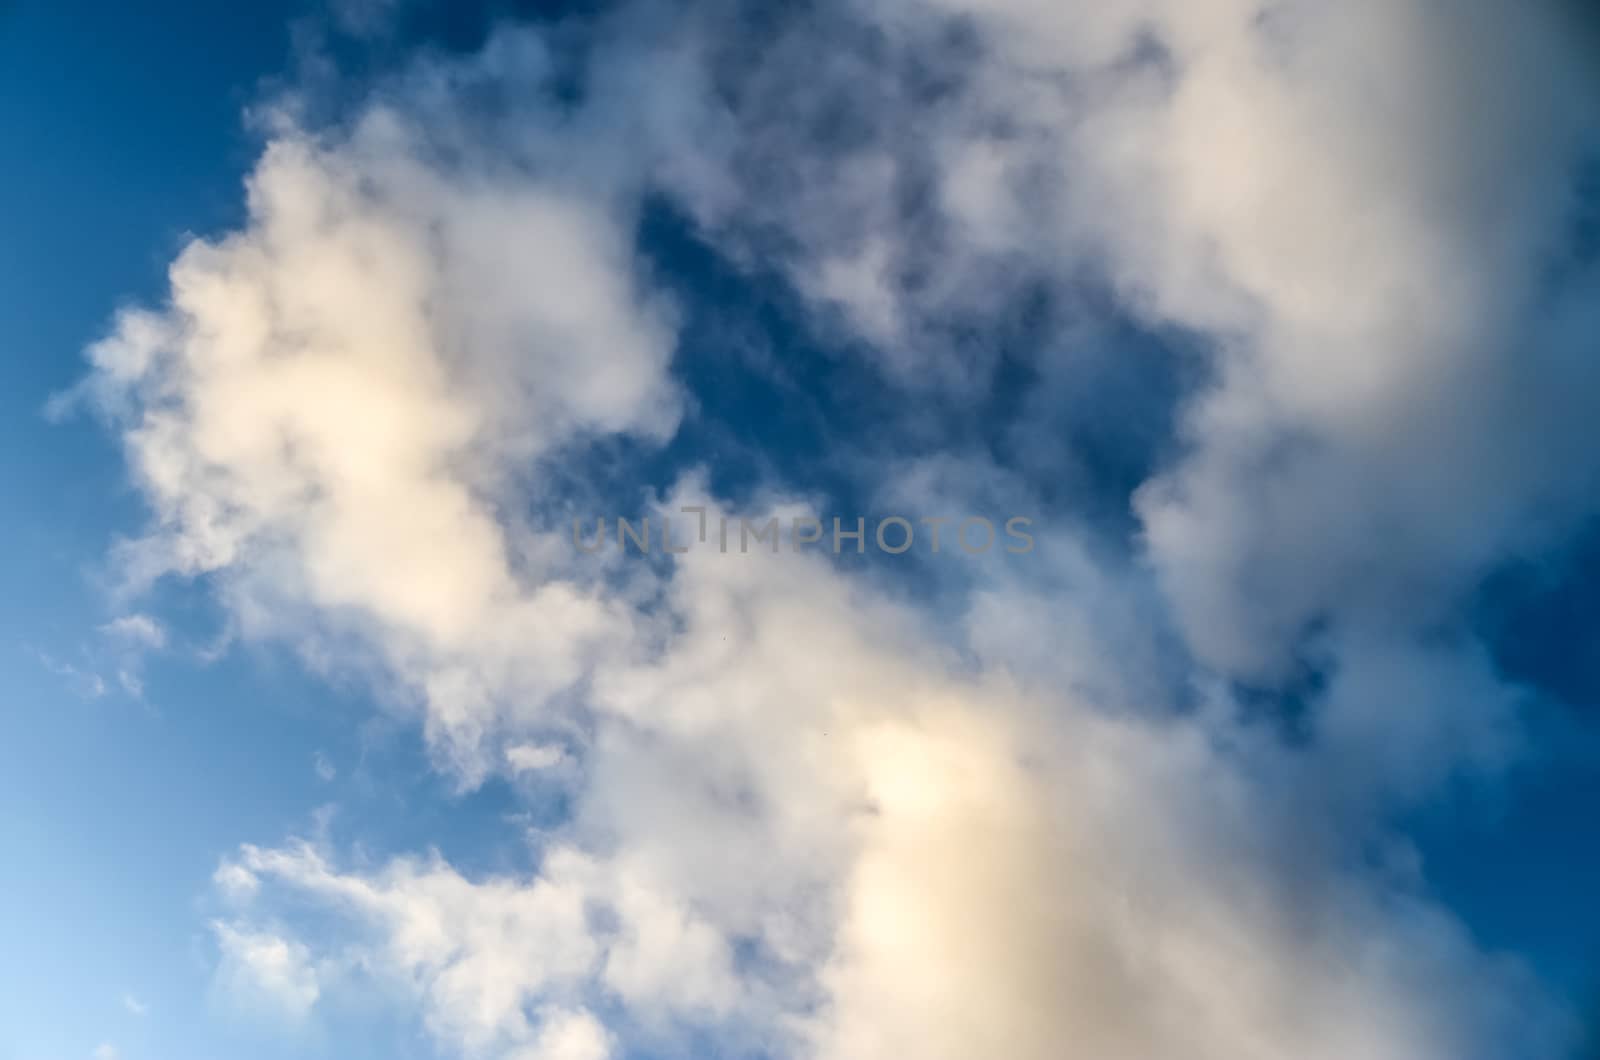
xmin=510 ymin=1008 xmax=612 ymax=1060
xmin=875 ymin=0 xmax=1600 ymax=680
xmin=628 ymin=0 xmax=1600 ymax=789
xmin=67 ymin=1 xmax=1600 ymax=1058
xmin=214 ymin=838 xmax=730 ymax=1058
xmin=213 ymin=527 xmax=1570 ymax=1059
xmin=68 ymin=51 xmax=684 ymax=779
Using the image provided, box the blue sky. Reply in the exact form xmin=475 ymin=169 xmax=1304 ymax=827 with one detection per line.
xmin=4 ymin=2 xmax=1600 ymax=1058
xmin=0 ymin=4 xmax=500 ymax=1056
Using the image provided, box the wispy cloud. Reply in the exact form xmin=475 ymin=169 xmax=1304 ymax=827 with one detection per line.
xmin=212 ymin=922 xmax=321 ymax=1020
xmin=33 ymin=649 xmax=107 ymax=699
xmin=99 ymin=614 xmax=166 ymax=650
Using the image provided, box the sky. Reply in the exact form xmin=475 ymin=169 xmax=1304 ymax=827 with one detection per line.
xmin=3 ymin=1 xmax=1600 ymax=1058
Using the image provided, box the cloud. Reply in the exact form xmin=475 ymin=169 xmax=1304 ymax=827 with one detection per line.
xmin=329 ymin=0 xmax=400 ymax=38
xmin=214 ymin=838 xmax=728 ymax=1058
xmin=212 ymin=922 xmax=323 ymax=1019
xmin=33 ymin=649 xmax=108 ymax=699
xmin=92 ymin=1044 xmax=118 ymax=1060
xmin=214 ymin=527 xmax=1571 ymax=1059
xmin=615 ymin=0 xmax=1600 ymax=793
xmin=70 ymin=52 xmax=684 ymax=780
xmin=122 ymin=993 xmax=148 ymax=1017
xmin=829 ymin=0 xmax=1600 ymax=683
xmin=99 ymin=614 xmax=167 ymax=650
xmin=509 ymin=1008 xmax=612 ymax=1060
xmin=67 ymin=1 xmax=1600 ymax=1058
xmin=214 ymin=859 xmax=261 ymax=901
xmin=33 ymin=614 xmax=168 ymax=704
xmin=505 ymin=742 xmax=569 ymax=774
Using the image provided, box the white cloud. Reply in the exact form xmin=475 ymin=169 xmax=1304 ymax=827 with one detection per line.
xmin=68 ymin=3 xmax=1600 ymax=1059
xmin=34 ymin=650 xmax=108 ymax=699
xmin=115 ymin=669 xmax=143 ymax=698
xmin=99 ymin=614 xmax=167 ymax=650
xmin=505 ymin=743 xmax=569 ymax=774
xmin=214 ymin=530 xmax=1570 ymax=1059
xmin=214 ymin=837 xmax=734 ymax=1057
xmin=72 ymin=75 xmax=683 ymax=781
xmin=121 ymin=993 xmax=148 ymax=1017
xmin=836 ymin=0 xmax=1600 ymax=686
xmin=508 ymin=1008 xmax=612 ymax=1060
xmin=213 ymin=860 xmax=261 ymax=901
xmin=618 ymin=0 xmax=1600 ymax=798
xmin=212 ymin=922 xmax=322 ymax=1019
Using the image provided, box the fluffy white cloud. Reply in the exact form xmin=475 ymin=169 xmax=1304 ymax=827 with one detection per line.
xmin=505 ymin=742 xmax=569 ymax=774
xmin=507 ymin=1008 xmax=612 ymax=1060
xmin=621 ymin=0 xmax=1600 ymax=797
xmin=215 ymin=837 xmax=733 ymax=1058
xmin=215 ymin=531 xmax=1568 ymax=1059
xmin=70 ymin=2 xmax=1600 ymax=1059
xmin=70 ymin=66 xmax=684 ymax=779
xmin=846 ymin=0 xmax=1600 ymax=682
